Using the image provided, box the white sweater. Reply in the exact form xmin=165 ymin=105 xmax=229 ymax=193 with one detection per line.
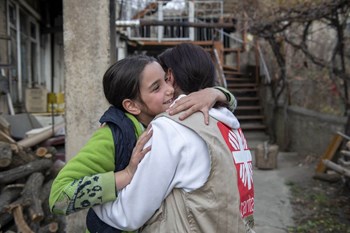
xmin=93 ymin=98 xmax=240 ymax=231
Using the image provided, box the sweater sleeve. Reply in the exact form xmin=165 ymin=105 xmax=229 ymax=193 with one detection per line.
xmin=49 ymin=126 xmax=117 ymax=215
xmin=93 ymin=117 xmax=210 ymax=230
xmin=214 ymin=86 xmax=237 ymax=112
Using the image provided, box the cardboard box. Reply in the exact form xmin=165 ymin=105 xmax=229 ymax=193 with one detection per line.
xmin=25 ymin=87 xmax=48 ymax=113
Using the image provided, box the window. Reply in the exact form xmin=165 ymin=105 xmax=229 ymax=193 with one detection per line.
xmin=7 ymin=0 xmax=41 ymax=104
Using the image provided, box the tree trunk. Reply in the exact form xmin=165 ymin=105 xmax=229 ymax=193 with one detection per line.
xmin=0 ymin=187 xmax=22 ymax=213
xmin=0 ymin=212 xmax=13 ymax=229
xmin=38 ymin=222 xmax=59 ymax=233
xmin=21 ymin=172 xmax=45 ymax=222
xmin=0 ymin=159 xmax=52 ymax=184
xmin=12 ymin=205 xmax=34 ymax=233
xmin=323 ymin=159 xmax=350 ymax=177
xmin=0 ymin=141 xmax=12 ymax=168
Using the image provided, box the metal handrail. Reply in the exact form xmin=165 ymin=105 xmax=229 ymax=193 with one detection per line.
xmin=213 ymin=48 xmax=227 ymax=88
xmin=214 ymin=28 xmax=272 ymax=84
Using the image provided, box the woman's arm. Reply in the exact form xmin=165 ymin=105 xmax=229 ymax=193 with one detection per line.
xmin=167 ymin=87 xmax=236 ymax=124
xmin=93 ymin=117 xmax=209 ymax=230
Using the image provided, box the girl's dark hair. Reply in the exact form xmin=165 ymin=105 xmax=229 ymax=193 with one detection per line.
xmin=158 ymin=43 xmax=216 ymax=94
xmin=103 ymin=55 xmax=157 ymax=110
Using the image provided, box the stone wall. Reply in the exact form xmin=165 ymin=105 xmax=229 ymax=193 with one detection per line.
xmin=264 ymin=99 xmax=346 ymax=157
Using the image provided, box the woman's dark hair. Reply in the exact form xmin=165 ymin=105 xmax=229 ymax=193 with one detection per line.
xmin=158 ymin=43 xmax=216 ymax=94
xmin=103 ymin=55 xmax=157 ymax=110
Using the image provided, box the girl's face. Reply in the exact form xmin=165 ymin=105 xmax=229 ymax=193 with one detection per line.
xmin=137 ymin=61 xmax=174 ymax=125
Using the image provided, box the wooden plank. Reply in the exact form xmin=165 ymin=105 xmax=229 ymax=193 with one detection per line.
xmin=315 ymin=134 xmax=343 ymax=173
xmin=128 ymin=20 xmax=236 ymax=28
xmin=135 ymin=40 xmax=214 ymax=47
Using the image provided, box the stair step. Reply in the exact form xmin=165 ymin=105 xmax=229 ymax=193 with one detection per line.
xmin=223 ymin=65 xmax=238 ymax=71
xmin=226 ymin=79 xmax=255 ymax=84
xmin=236 ymin=97 xmax=259 ymax=101
xmin=225 ymin=76 xmax=252 ymax=80
xmin=237 ymin=115 xmax=264 ymax=120
xmin=240 ymin=123 xmax=267 ymax=130
xmin=227 ymin=83 xmax=257 ymax=88
xmin=230 ymin=88 xmax=258 ymax=93
xmin=224 ymin=70 xmax=244 ymax=75
xmin=223 ymin=47 xmax=243 ymax=53
xmin=236 ymin=106 xmax=262 ymax=110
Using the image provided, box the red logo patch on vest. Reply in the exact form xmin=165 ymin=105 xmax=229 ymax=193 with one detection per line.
xmin=217 ymin=122 xmax=254 ymax=218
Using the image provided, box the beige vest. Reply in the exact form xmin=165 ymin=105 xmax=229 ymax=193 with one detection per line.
xmin=140 ymin=112 xmax=255 ymax=233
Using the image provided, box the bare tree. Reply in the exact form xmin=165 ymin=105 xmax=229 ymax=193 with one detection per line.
xmin=231 ymin=0 xmax=350 ymax=141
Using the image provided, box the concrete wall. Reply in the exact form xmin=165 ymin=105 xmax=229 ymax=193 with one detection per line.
xmin=63 ymin=0 xmax=114 ymax=231
xmin=265 ymin=101 xmax=346 ymax=157
xmin=0 ymin=0 xmax=8 ymax=114
xmin=0 ymin=0 xmax=7 ymax=65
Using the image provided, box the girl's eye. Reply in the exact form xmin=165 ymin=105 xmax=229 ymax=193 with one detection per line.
xmin=153 ymin=84 xmax=160 ymax=91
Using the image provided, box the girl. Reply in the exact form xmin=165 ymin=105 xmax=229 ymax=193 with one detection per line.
xmin=49 ymin=54 xmax=235 ymax=232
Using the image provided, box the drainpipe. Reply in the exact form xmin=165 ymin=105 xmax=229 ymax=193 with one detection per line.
xmin=189 ymin=1 xmax=194 ymax=41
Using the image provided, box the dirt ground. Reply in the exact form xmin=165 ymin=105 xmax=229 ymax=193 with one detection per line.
xmin=284 ymin=154 xmax=350 ymax=233
xmin=250 ymin=130 xmax=350 ymax=233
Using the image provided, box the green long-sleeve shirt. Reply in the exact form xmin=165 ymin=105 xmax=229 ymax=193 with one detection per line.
xmin=49 ymin=113 xmax=144 ymax=215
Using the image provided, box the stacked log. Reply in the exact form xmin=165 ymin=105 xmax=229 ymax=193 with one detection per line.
xmin=0 ymin=127 xmax=65 ymax=232
xmin=322 ymin=134 xmax=350 ymax=185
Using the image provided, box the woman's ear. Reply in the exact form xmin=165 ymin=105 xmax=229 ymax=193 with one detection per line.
xmin=168 ymin=69 xmax=175 ymax=86
xmin=122 ymin=99 xmax=141 ymax=115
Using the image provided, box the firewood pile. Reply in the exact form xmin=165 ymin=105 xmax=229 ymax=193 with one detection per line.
xmin=315 ymin=132 xmax=350 ymax=186
xmin=324 ymin=140 xmax=350 ymax=182
xmin=0 ymin=121 xmax=65 ymax=233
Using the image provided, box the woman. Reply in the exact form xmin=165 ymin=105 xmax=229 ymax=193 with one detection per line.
xmin=94 ymin=43 xmax=255 ymax=232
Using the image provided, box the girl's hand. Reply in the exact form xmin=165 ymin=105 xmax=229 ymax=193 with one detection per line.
xmin=167 ymin=88 xmax=226 ymax=125
xmin=115 ymin=125 xmax=153 ymax=190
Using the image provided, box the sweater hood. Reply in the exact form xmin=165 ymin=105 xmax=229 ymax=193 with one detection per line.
xmin=173 ymin=95 xmax=240 ymax=129
xmin=209 ymin=107 xmax=240 ymax=129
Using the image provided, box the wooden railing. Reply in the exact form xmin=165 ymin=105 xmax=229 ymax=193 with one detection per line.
xmin=117 ymin=1 xmax=225 ymax=42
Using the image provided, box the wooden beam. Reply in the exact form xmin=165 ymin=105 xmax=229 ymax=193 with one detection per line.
xmin=17 ymin=122 xmax=64 ymax=148
xmin=129 ymin=40 xmax=215 ymax=47
xmin=315 ymin=134 xmax=343 ymax=173
xmin=116 ymin=19 xmax=235 ymax=29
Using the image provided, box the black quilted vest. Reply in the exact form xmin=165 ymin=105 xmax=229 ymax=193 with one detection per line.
xmin=86 ymin=106 xmax=137 ymax=233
